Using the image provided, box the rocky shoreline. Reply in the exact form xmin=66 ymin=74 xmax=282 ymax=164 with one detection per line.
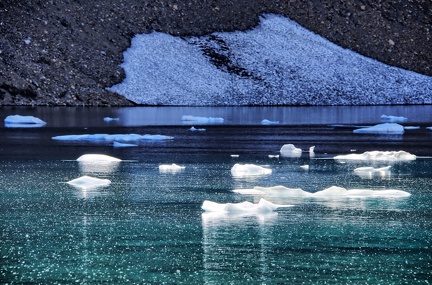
xmin=1 ymin=0 xmax=431 ymax=106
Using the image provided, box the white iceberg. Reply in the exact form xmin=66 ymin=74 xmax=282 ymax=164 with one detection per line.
xmin=189 ymin=126 xmax=206 ymax=131
xmin=268 ymin=154 xmax=279 ymax=158
xmin=103 ymin=117 xmax=120 ymax=122
xmin=66 ymin=175 xmax=111 ymax=189
xmin=261 ymin=119 xmax=279 ymax=125
xmin=300 ymin=165 xmax=309 ymax=171
xmin=243 ymin=185 xmax=411 ymax=198
xmin=4 ymin=115 xmax=46 ymax=127
xmin=334 ymin=150 xmax=416 ymax=161
xmin=181 ymin=115 xmax=224 ymax=123
xmin=232 ymin=188 xmax=266 ymax=195
xmin=201 ymin=198 xmax=292 ymax=214
xmin=353 ymin=166 xmax=391 ymax=179
xmin=353 ymin=123 xmax=404 ymax=134
xmin=76 ymin=154 xmax=121 ymax=174
xmin=52 ymin=133 xmax=173 ymax=142
xmin=380 ymin=114 xmax=408 ymax=123
xmin=77 ymin=154 xmax=121 ymax=162
xmin=231 ymin=163 xmax=272 ymax=177
xmin=403 ymin=126 xmax=420 ymax=130
xmin=159 ymin=163 xmax=185 ymax=173
xmin=309 ymin=146 xmax=315 ymax=158
xmin=280 ymin=144 xmax=302 ymax=158
xmin=113 ymin=141 xmax=138 ymax=147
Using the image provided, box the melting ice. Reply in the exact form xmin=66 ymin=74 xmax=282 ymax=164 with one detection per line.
xmin=334 ymin=150 xmax=416 ymax=161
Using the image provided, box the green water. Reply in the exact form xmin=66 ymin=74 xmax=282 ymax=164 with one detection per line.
xmin=1 ymin=155 xmax=431 ymax=284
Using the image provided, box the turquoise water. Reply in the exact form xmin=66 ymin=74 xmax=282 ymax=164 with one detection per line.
xmin=1 ymin=107 xmax=432 ymax=284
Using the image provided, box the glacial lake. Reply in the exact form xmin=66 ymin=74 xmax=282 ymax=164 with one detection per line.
xmin=1 ymin=106 xmax=431 ymax=284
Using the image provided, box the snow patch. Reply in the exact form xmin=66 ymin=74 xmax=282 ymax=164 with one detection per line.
xmin=108 ymin=14 xmax=432 ymax=106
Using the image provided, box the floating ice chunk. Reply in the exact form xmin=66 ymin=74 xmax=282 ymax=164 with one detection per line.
xmin=280 ymin=144 xmax=302 ymax=158
xmin=309 ymin=146 xmax=315 ymax=158
xmin=428 ymin=127 xmax=432 ymax=131
xmin=268 ymin=154 xmax=279 ymax=158
xmin=231 ymin=164 xmax=272 ymax=177
xmin=189 ymin=126 xmax=206 ymax=131
xmin=230 ymin=154 xmax=240 ymax=158
xmin=159 ymin=163 xmax=185 ymax=173
xmin=66 ymin=175 xmax=111 ymax=189
xmin=113 ymin=141 xmax=138 ymax=147
xmin=314 ymin=186 xmax=411 ymax=198
xmin=300 ymin=165 xmax=309 ymax=171
xmin=380 ymin=114 xmax=408 ymax=123
xmin=353 ymin=123 xmax=404 ymax=134
xmin=334 ymin=150 xmax=416 ymax=161
xmin=77 ymin=154 xmax=121 ymax=162
xmin=261 ymin=119 xmax=279 ymax=125
xmin=353 ymin=166 xmax=391 ymax=179
xmin=103 ymin=117 xmax=120 ymax=122
xmin=77 ymin=154 xmax=121 ymax=173
xmin=181 ymin=115 xmax=224 ymax=123
xmin=232 ymin=188 xmax=266 ymax=195
xmin=52 ymin=133 xmax=173 ymax=142
xmin=201 ymin=198 xmax=292 ymax=214
xmin=404 ymin=126 xmax=420 ymax=130
xmin=247 ymin=185 xmax=411 ymax=198
xmin=4 ymin=115 xmax=46 ymax=127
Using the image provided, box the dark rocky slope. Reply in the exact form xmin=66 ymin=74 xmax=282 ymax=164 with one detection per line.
xmin=0 ymin=0 xmax=431 ymax=106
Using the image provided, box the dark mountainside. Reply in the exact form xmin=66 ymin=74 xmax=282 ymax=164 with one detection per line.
xmin=1 ymin=0 xmax=431 ymax=106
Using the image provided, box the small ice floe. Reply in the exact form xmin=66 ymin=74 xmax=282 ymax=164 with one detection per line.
xmin=201 ymin=198 xmax=292 ymax=214
xmin=66 ymin=175 xmax=111 ymax=189
xmin=353 ymin=123 xmax=404 ymax=134
xmin=231 ymin=163 xmax=272 ymax=177
xmin=380 ymin=114 xmax=408 ymax=123
xmin=159 ymin=163 xmax=185 ymax=173
xmin=427 ymin=127 xmax=432 ymax=131
xmin=24 ymin=38 xmax=31 ymax=44
xmin=261 ymin=119 xmax=279 ymax=125
xmin=189 ymin=126 xmax=206 ymax=131
xmin=268 ymin=154 xmax=279 ymax=158
xmin=241 ymin=185 xmax=411 ymax=198
xmin=181 ymin=115 xmax=224 ymax=123
xmin=353 ymin=166 xmax=391 ymax=179
xmin=300 ymin=165 xmax=309 ymax=171
xmin=334 ymin=150 xmax=416 ymax=161
xmin=309 ymin=146 xmax=315 ymax=158
xmin=77 ymin=154 xmax=121 ymax=173
xmin=4 ymin=115 xmax=46 ymax=128
xmin=113 ymin=141 xmax=138 ymax=148
xmin=280 ymin=144 xmax=302 ymax=158
xmin=230 ymin=154 xmax=240 ymax=158
xmin=52 ymin=133 xmax=173 ymax=142
xmin=103 ymin=117 xmax=120 ymax=122
xmin=232 ymin=188 xmax=266 ymax=195
xmin=403 ymin=126 xmax=420 ymax=130
xmin=77 ymin=154 xmax=121 ymax=162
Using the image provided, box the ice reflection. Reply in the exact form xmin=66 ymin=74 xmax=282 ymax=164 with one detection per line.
xmin=202 ymin=212 xmax=277 ymax=284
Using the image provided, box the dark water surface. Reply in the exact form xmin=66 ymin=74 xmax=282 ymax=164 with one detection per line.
xmin=1 ymin=106 xmax=432 ymax=284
